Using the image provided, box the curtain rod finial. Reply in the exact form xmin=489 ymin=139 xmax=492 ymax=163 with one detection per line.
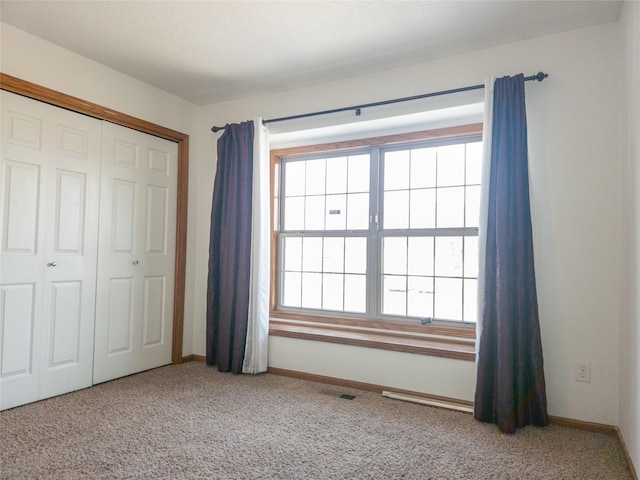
xmin=534 ymin=72 xmax=548 ymax=82
xmin=211 ymin=126 xmax=225 ymax=133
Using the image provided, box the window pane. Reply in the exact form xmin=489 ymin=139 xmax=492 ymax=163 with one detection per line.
xmin=384 ymin=150 xmax=410 ymax=190
xmin=326 ymin=157 xmax=347 ymax=194
xmin=464 ymin=237 xmax=478 ymax=278
xmin=283 ymin=271 xmax=301 ymax=307
xmin=345 ymin=237 xmax=367 ymax=274
xmin=284 ymin=197 xmax=304 ymax=230
xmin=323 ymin=237 xmax=344 ymax=273
xmin=348 ymin=154 xmax=370 ymax=193
xmin=434 ymin=277 xmax=462 ymax=320
xmin=466 ymin=142 xmax=483 ymax=185
xmin=465 ymin=185 xmax=481 ymax=228
xmin=436 ymin=186 xmax=464 ymax=227
xmin=344 ymin=274 xmax=366 ymax=313
xmin=410 ymin=189 xmax=435 ymax=229
xmin=408 ymin=237 xmax=434 ymax=276
xmin=383 ymin=275 xmax=406 ymax=316
xmin=383 ymin=237 xmax=407 ymax=275
xmin=434 ymin=237 xmax=463 ymax=277
xmin=302 ymin=237 xmax=322 ymax=272
xmin=384 ymin=190 xmax=409 ymax=229
xmin=464 ymin=278 xmax=478 ymax=323
xmin=410 ymin=147 xmax=436 ymax=189
xmin=408 ymin=276 xmax=433 ymax=318
xmin=325 ymin=194 xmax=346 ymax=230
xmin=301 ymin=272 xmax=322 ymax=309
xmin=437 ymin=144 xmax=465 ymax=186
xmin=305 ymin=158 xmax=326 ymax=195
xmin=322 ymin=273 xmax=344 ymax=311
xmin=347 ymin=193 xmax=369 ymax=230
xmin=304 ymin=195 xmax=325 ymax=230
xmin=285 ymin=161 xmax=305 ymax=196
xmin=283 ymin=237 xmax=302 ymax=271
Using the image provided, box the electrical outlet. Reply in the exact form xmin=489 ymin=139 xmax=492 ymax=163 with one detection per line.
xmin=575 ymin=362 xmax=591 ymax=383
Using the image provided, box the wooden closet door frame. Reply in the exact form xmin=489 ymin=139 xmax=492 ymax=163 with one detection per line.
xmin=0 ymin=73 xmax=188 ymax=364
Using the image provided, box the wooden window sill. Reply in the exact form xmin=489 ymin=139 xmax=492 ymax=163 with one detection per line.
xmin=269 ymin=318 xmax=476 ymax=362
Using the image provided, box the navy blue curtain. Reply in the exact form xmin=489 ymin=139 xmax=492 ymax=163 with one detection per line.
xmin=474 ymin=75 xmax=549 ymax=433
xmin=206 ymin=121 xmax=254 ymax=373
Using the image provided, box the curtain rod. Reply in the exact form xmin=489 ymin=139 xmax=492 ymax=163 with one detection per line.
xmin=210 ymin=71 xmax=548 ymax=133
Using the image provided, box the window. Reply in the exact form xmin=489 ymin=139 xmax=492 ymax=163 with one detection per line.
xmin=272 ymin=125 xmax=482 ymax=328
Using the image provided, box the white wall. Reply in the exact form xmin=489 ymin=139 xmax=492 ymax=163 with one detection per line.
xmin=0 ymin=23 xmax=202 ymax=356
xmin=197 ymin=21 xmax=625 ymax=425
xmin=269 ymin=337 xmax=476 ymax=401
xmin=620 ymin=0 xmax=640 ymax=473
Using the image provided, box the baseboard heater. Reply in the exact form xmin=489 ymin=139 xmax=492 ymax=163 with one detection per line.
xmin=382 ymin=390 xmax=474 ymax=414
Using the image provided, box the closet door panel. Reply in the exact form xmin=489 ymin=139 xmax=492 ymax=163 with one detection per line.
xmin=0 ymin=93 xmax=49 ymax=410
xmin=145 ymin=184 xmax=169 ymax=254
xmin=139 ymin=134 xmax=176 ymax=367
xmin=94 ymin=122 xmax=176 ymax=384
xmin=39 ymin=105 xmax=101 ymax=400
xmin=0 ymin=283 xmax=37 ymax=375
xmin=54 ymin=170 xmax=86 ymax=253
xmin=2 ymin=160 xmax=41 ymax=254
xmin=106 ymin=276 xmax=134 ymax=355
xmin=142 ymin=275 xmax=165 ymax=347
xmin=111 ymin=179 xmax=137 ymax=253
xmin=47 ymin=281 xmax=82 ymax=365
xmin=0 ymin=283 xmax=39 ymax=409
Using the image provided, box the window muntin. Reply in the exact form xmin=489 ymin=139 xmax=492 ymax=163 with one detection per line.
xmin=277 ymin=134 xmax=482 ymax=326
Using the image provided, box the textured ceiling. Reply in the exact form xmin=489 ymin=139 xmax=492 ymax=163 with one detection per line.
xmin=0 ymin=0 xmax=623 ymax=105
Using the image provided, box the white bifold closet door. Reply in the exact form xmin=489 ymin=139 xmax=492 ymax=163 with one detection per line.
xmin=0 ymin=91 xmax=178 ymax=410
xmin=92 ymin=122 xmax=177 ymax=384
xmin=0 ymin=91 xmax=101 ymax=410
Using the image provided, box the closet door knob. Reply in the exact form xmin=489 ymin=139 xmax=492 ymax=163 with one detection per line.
xmin=47 ymin=261 xmax=57 ymax=267
xmin=132 ymin=260 xmax=139 ymax=265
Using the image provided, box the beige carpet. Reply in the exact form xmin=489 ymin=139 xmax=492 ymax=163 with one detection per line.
xmin=0 ymin=362 xmax=632 ymax=479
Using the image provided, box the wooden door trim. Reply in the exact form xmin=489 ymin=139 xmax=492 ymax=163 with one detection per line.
xmin=0 ymin=73 xmax=188 ymax=365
